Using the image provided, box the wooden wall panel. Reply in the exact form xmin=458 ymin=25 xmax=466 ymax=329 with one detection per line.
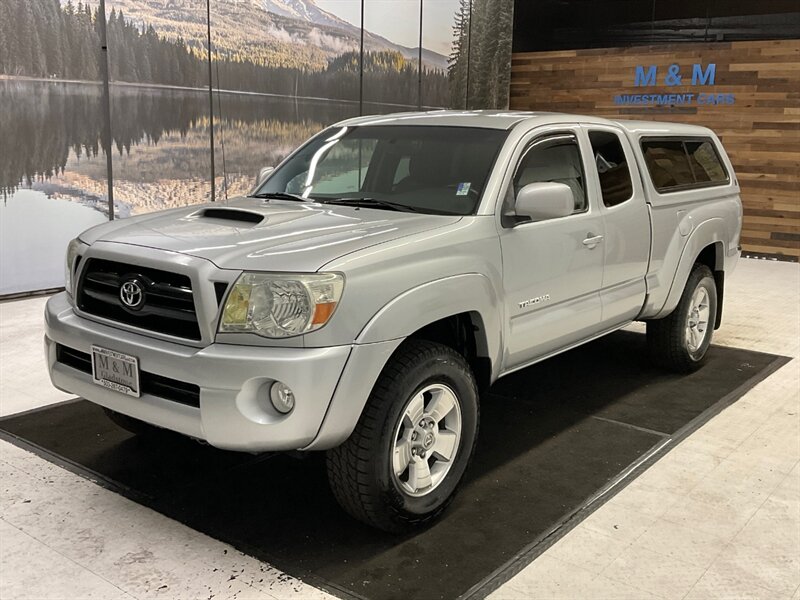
xmin=510 ymin=40 xmax=800 ymax=260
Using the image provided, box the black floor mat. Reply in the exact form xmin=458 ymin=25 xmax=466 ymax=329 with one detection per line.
xmin=0 ymin=331 xmax=786 ymax=600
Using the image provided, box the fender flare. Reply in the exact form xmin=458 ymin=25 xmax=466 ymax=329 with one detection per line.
xmin=304 ymin=274 xmax=503 ymax=450
xmin=356 ymin=273 xmax=503 ymax=377
xmin=652 ymin=218 xmax=725 ymax=320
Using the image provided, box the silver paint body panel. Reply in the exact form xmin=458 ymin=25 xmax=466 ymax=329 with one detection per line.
xmin=45 ymin=110 xmax=741 ymax=451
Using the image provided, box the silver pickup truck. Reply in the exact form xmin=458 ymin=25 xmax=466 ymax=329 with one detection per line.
xmin=46 ymin=111 xmax=742 ymax=531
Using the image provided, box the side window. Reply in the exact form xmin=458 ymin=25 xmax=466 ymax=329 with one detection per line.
xmin=513 ymin=134 xmax=587 ymax=214
xmin=642 ymin=138 xmax=729 ymax=192
xmin=685 ymin=140 xmax=728 ymax=184
xmin=642 ymin=140 xmax=695 ymax=190
xmin=588 ymin=131 xmax=633 ymax=207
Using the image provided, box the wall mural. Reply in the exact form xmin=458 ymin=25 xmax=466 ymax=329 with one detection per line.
xmin=0 ymin=0 xmax=514 ymax=295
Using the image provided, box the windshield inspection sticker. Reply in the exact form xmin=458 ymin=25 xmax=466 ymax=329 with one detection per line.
xmin=456 ymin=182 xmax=471 ymax=196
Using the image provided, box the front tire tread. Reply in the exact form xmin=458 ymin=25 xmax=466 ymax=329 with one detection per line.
xmin=326 ymin=340 xmax=477 ymax=532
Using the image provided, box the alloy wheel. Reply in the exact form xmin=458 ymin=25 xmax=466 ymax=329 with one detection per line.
xmin=391 ymin=383 xmax=462 ymax=497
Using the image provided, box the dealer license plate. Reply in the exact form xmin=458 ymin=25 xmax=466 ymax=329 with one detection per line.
xmin=91 ymin=346 xmax=140 ymax=398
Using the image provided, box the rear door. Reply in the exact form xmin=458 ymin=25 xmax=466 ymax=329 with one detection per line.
xmin=583 ymin=125 xmax=650 ymax=326
xmin=498 ymin=126 xmax=605 ymax=371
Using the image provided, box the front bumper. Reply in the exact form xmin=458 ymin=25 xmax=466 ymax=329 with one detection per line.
xmin=45 ymin=292 xmax=358 ymax=451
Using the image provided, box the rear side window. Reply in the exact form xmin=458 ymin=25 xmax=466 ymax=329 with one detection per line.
xmin=686 ymin=140 xmax=728 ymax=183
xmin=641 ymin=138 xmax=729 ymax=193
xmin=589 ymin=131 xmax=633 ymax=207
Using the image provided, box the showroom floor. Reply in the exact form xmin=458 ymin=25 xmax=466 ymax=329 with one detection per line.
xmin=1 ymin=258 xmax=798 ymax=600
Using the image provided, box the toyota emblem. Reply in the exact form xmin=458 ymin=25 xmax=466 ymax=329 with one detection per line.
xmin=120 ymin=279 xmax=145 ymax=310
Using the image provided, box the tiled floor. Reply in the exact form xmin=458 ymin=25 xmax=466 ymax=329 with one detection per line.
xmin=490 ymin=258 xmax=800 ymax=600
xmin=1 ymin=258 xmax=798 ymax=600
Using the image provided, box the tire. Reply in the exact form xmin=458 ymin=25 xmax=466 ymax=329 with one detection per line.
xmin=103 ymin=407 xmax=160 ymax=436
xmin=326 ymin=340 xmax=479 ymax=533
xmin=647 ymin=263 xmax=718 ymax=373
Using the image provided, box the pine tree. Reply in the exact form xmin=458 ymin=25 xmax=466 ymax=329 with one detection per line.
xmin=16 ymin=0 xmax=36 ymax=75
xmin=0 ymin=0 xmax=11 ymax=73
xmin=470 ymin=0 xmax=494 ymax=107
xmin=29 ymin=21 xmax=47 ymax=76
xmin=134 ymin=32 xmax=152 ymax=82
xmin=42 ymin=0 xmax=63 ymax=76
xmin=448 ymin=0 xmax=470 ymax=108
xmin=492 ymin=0 xmax=513 ymax=108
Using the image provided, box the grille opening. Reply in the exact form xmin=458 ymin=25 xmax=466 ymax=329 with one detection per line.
xmin=77 ymin=258 xmax=200 ymax=340
xmin=57 ymin=344 xmax=92 ymax=372
xmin=55 ymin=344 xmax=200 ymax=408
xmin=200 ymin=208 xmax=264 ymax=224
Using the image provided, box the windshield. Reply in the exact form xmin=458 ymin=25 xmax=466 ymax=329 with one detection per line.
xmin=254 ymin=125 xmax=508 ymax=215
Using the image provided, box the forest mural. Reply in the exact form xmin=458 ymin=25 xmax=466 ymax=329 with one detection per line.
xmin=0 ymin=0 xmax=514 ymax=295
xmin=0 ymin=0 xmax=451 ymax=102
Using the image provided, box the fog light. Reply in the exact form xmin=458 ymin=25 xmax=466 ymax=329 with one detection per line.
xmin=270 ymin=381 xmax=295 ymax=414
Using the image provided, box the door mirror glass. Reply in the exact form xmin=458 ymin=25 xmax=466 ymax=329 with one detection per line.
xmin=255 ymin=166 xmax=274 ymax=187
xmin=515 ymin=182 xmax=575 ymax=221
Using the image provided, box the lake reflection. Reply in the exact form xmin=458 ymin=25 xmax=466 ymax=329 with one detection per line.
xmin=2 ymin=79 xmax=362 ymax=209
xmin=1 ymin=79 xmax=372 ymax=294
xmin=0 ymin=190 xmax=107 ymax=295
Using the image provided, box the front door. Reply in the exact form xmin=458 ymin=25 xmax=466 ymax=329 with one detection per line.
xmin=499 ymin=129 xmax=605 ymax=371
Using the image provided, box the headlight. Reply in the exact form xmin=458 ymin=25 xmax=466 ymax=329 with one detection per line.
xmin=219 ymin=272 xmax=344 ymax=338
xmin=64 ymin=238 xmax=83 ymax=296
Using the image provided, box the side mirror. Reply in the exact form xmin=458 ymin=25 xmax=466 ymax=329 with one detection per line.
xmin=515 ymin=182 xmax=574 ymax=221
xmin=255 ymin=166 xmax=274 ymax=187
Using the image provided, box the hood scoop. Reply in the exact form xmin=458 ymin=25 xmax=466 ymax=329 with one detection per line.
xmin=196 ymin=207 xmax=265 ymax=225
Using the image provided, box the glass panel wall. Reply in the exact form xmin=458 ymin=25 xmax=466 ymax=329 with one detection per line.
xmin=466 ymin=0 xmax=514 ymax=109
xmin=1 ymin=0 xmax=514 ymax=296
xmin=421 ymin=0 xmax=461 ymax=109
xmin=211 ymin=0 xmax=361 ymax=198
xmin=0 ymin=0 xmax=108 ymax=295
xmin=362 ymin=0 xmax=422 ymax=113
xmin=445 ymin=0 xmax=471 ymax=110
xmin=106 ymin=0 xmax=213 ymax=213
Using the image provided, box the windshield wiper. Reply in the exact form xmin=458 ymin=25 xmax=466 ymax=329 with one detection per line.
xmin=318 ymin=197 xmax=425 ymax=213
xmin=249 ymin=191 xmax=310 ymax=202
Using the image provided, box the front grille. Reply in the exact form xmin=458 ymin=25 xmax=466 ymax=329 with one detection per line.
xmin=56 ymin=344 xmax=200 ymax=408
xmin=77 ymin=258 xmax=201 ymax=340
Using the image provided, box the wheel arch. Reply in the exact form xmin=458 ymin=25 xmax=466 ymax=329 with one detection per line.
xmin=305 ymin=274 xmax=502 ymax=451
xmin=406 ymin=311 xmax=493 ymax=392
xmin=652 ymin=220 xmax=726 ymax=326
xmin=355 ymin=273 xmax=503 ymax=384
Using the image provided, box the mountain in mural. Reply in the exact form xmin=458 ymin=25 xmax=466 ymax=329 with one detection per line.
xmin=91 ymin=0 xmax=448 ymax=71
xmin=259 ymin=0 xmax=449 ymax=69
xmin=259 ymin=0 xmax=353 ymax=31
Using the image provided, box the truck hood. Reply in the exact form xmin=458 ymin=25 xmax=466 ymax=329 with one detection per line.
xmin=81 ymin=197 xmax=462 ymax=272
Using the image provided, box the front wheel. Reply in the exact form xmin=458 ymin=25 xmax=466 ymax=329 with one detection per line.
xmin=326 ymin=340 xmax=479 ymax=532
xmin=647 ymin=263 xmax=718 ymax=373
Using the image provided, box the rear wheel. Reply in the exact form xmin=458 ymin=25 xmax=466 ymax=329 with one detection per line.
xmin=326 ymin=340 xmax=479 ymax=532
xmin=103 ymin=407 xmax=160 ymax=436
xmin=647 ymin=263 xmax=717 ymax=373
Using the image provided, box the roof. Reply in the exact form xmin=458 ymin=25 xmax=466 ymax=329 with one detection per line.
xmin=610 ymin=119 xmax=715 ymax=137
xmin=335 ymin=110 xmax=555 ymax=130
xmin=334 ymin=110 xmax=715 ymax=137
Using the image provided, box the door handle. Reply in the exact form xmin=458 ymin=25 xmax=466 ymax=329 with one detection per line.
xmin=582 ymin=234 xmax=604 ymax=248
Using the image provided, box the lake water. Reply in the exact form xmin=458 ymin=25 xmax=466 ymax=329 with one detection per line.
xmin=0 ymin=190 xmax=107 ymax=295
xmin=1 ymin=79 xmax=399 ymax=295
